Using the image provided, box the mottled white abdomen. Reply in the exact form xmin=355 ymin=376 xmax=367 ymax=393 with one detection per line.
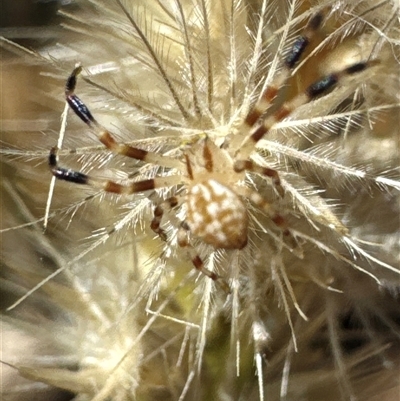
xmin=186 ymin=179 xmax=248 ymax=249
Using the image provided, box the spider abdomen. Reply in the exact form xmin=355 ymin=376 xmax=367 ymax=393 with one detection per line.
xmin=186 ymin=179 xmax=248 ymax=250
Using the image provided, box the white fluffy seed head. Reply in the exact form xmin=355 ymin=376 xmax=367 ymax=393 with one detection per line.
xmin=186 ymin=179 xmax=248 ymax=249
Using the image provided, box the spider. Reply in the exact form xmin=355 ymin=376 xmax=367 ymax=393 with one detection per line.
xmin=49 ymin=11 xmax=376 ymax=289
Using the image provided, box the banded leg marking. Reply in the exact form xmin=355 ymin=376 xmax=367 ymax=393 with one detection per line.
xmin=234 ymin=159 xmax=285 ymax=198
xmin=235 ymin=186 xmax=298 ymax=249
xmin=150 ymin=196 xmax=181 ymax=241
xmin=49 ymin=147 xmax=183 ymax=194
xmin=177 ymin=223 xmax=230 ymax=292
xmin=64 ymin=65 xmax=183 ymax=170
xmin=241 ymin=12 xmax=325 ymax=131
xmin=237 ymin=59 xmax=379 ymax=159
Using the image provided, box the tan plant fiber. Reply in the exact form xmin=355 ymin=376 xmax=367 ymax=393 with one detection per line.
xmin=1 ymin=1 xmax=399 ymax=400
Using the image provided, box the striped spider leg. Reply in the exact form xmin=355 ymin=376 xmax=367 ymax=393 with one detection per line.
xmin=49 ymin=10 xmax=378 ymax=290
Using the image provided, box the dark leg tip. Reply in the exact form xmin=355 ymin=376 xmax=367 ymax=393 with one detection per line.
xmin=49 ymin=147 xmax=58 ymax=167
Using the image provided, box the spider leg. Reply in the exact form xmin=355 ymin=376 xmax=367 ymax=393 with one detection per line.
xmin=234 ymin=159 xmax=284 ymax=197
xmin=150 ymin=196 xmax=182 ymax=241
xmin=177 ymin=222 xmax=230 ymax=292
xmin=236 ymin=59 xmax=379 ymax=159
xmin=242 ymin=11 xmax=324 ymax=129
xmin=64 ymin=65 xmax=183 ymax=170
xmin=235 ymin=186 xmax=298 ymax=250
xmin=49 ymin=147 xmax=184 ymax=194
